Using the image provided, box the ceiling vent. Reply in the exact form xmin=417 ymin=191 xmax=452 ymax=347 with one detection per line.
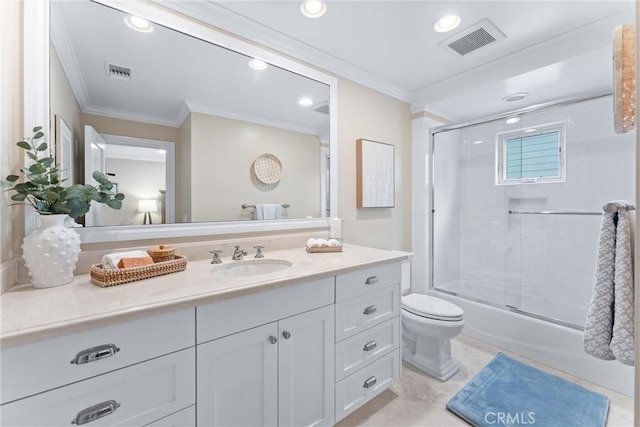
xmin=439 ymin=19 xmax=506 ymax=57
xmin=105 ymin=62 xmax=133 ymax=81
xmin=309 ymin=101 xmax=329 ymax=115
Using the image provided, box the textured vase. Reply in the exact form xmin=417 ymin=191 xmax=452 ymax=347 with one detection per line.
xmin=22 ymin=214 xmax=81 ymax=288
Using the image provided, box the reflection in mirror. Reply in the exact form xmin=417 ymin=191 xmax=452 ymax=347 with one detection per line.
xmin=50 ymin=0 xmax=331 ymax=228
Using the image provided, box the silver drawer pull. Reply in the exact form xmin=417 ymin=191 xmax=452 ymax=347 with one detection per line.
xmin=365 ymin=276 xmax=379 ymax=285
xmin=363 ymin=341 xmax=377 ymax=352
xmin=72 ymin=400 xmax=120 ymax=425
xmin=70 ymin=344 xmax=120 ymax=365
xmin=363 ymin=376 xmax=377 ymax=389
xmin=282 ymin=331 xmax=291 ymax=339
xmin=269 ymin=336 xmax=278 ymax=344
xmin=363 ymin=305 xmax=377 ymax=315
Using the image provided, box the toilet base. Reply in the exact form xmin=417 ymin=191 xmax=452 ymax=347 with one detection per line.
xmin=402 ymin=327 xmax=460 ymax=382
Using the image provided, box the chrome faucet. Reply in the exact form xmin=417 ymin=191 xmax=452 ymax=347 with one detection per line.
xmin=232 ymin=245 xmax=248 ymax=260
xmin=210 ymin=249 xmax=223 ymax=264
xmin=254 ymin=245 xmax=265 ymax=258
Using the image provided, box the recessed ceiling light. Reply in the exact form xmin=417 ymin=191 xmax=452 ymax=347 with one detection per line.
xmin=124 ymin=15 xmax=153 ymax=33
xmin=502 ymin=92 xmax=529 ymax=102
xmin=505 ymin=117 xmax=521 ymax=124
xmin=472 ymin=140 xmax=483 ymax=144
xmin=434 ymin=14 xmax=460 ymax=32
xmin=300 ymin=0 xmax=326 ymax=18
xmin=248 ymin=59 xmax=268 ymax=70
xmin=298 ymin=97 xmax=314 ymax=106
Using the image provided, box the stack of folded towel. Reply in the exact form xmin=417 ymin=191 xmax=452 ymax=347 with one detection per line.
xmin=101 ymin=250 xmax=154 ymax=269
xmin=306 ymin=238 xmax=342 ymax=248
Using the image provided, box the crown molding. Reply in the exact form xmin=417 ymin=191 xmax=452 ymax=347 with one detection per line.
xmin=50 ymin=2 xmax=90 ymax=112
xmin=185 ymin=101 xmax=320 ymax=136
xmin=153 ymin=0 xmax=411 ymax=103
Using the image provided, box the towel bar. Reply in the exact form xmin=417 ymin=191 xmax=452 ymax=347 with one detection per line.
xmin=242 ymin=203 xmax=290 ymax=210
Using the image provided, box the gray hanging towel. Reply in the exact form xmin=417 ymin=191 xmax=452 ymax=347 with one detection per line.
xmin=583 ymin=210 xmax=616 ymax=361
xmin=610 ymin=205 xmax=635 ymax=365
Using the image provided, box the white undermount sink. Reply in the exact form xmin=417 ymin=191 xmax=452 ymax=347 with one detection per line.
xmin=210 ymin=259 xmax=293 ymax=277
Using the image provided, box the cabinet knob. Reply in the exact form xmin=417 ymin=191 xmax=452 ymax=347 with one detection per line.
xmin=70 ymin=344 xmax=120 ymax=365
xmin=72 ymin=400 xmax=120 ymax=425
xmin=363 ymin=376 xmax=378 ymax=389
xmin=282 ymin=331 xmax=291 ymax=339
xmin=365 ymin=276 xmax=379 ymax=285
xmin=363 ymin=305 xmax=378 ymax=315
xmin=363 ymin=341 xmax=377 ymax=352
xmin=269 ymin=336 xmax=278 ymax=344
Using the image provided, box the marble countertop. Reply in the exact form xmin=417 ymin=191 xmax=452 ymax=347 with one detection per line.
xmin=1 ymin=244 xmax=409 ymax=348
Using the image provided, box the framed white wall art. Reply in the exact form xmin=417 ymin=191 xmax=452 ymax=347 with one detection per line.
xmin=356 ymin=139 xmax=395 ymax=208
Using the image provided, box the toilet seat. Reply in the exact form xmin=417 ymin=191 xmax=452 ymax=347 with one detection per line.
xmin=402 ymin=294 xmax=463 ymax=322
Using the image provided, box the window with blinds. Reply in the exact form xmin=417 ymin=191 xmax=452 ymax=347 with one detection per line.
xmin=497 ymin=124 xmax=565 ymax=185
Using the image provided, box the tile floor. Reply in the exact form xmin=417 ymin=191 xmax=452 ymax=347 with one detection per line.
xmin=336 ymin=334 xmax=634 ymax=427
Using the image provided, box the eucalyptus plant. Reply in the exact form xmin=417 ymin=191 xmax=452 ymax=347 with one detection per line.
xmin=2 ymin=126 xmax=125 ymax=219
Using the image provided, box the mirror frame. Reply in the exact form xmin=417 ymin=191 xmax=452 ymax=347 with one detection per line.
xmin=24 ymin=0 xmax=338 ymax=243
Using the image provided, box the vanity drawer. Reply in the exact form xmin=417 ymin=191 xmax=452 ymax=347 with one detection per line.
xmin=1 ymin=348 xmax=196 ymax=426
xmin=197 ymin=277 xmax=334 ymax=343
xmin=335 ymin=284 xmax=400 ymax=341
xmin=335 ymin=317 xmax=400 ymax=381
xmin=335 ymin=348 xmax=400 ymax=422
xmin=145 ymin=405 xmax=196 ymax=427
xmin=336 ymin=262 xmax=401 ymax=301
xmin=1 ymin=308 xmax=195 ymax=404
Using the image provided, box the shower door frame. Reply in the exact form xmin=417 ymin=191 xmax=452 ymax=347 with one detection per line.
xmin=428 ymin=89 xmax=613 ymax=332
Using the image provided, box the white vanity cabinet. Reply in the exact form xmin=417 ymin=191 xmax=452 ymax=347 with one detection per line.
xmin=196 ymin=278 xmax=335 ymax=427
xmin=334 ymin=263 xmax=402 ymax=422
xmin=0 ymin=309 xmax=196 ymax=426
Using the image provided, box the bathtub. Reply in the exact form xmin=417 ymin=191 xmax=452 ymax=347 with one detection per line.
xmin=433 ymin=290 xmax=634 ymax=397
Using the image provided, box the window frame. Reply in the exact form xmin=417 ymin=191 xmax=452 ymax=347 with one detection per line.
xmin=495 ymin=121 xmax=566 ymax=185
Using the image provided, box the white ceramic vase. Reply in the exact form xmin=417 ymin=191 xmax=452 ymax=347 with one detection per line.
xmin=22 ymin=214 xmax=81 ymax=288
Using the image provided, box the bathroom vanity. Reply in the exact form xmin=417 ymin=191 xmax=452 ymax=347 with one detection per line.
xmin=0 ymin=245 xmax=406 ymax=426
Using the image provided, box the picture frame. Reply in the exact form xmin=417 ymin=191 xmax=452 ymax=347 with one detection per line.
xmin=356 ymin=138 xmax=395 ymax=208
xmin=55 ymin=115 xmax=73 ymax=184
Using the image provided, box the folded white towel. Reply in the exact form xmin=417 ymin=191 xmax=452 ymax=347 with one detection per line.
xmin=254 ymin=204 xmax=283 ymax=220
xmin=101 ymin=250 xmax=150 ymax=269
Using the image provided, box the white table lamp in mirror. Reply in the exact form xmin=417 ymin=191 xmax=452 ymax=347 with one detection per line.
xmin=138 ymin=199 xmax=158 ymax=225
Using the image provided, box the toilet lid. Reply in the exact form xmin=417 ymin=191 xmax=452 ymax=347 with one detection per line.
xmin=402 ymin=294 xmax=464 ymax=321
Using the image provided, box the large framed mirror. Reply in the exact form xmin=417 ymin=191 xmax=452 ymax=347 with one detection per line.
xmin=25 ymin=0 xmax=338 ymax=243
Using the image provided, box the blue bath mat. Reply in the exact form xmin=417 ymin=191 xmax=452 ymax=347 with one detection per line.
xmin=446 ymin=353 xmax=609 ymax=427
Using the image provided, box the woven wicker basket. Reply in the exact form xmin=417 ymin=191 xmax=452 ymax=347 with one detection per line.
xmin=91 ymin=255 xmax=187 ymax=287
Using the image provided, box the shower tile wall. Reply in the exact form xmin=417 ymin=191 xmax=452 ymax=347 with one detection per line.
xmin=433 ymin=96 xmax=635 ymax=326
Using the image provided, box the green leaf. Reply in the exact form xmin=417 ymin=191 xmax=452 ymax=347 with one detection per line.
xmin=6 ymin=175 xmax=19 ymax=182
xmin=27 ymin=152 xmax=38 ymax=161
xmin=11 ymin=193 xmax=26 ymax=201
xmin=46 ymin=191 xmax=60 ymax=201
xmin=17 ymin=141 xmax=31 ymax=150
xmin=114 ymin=193 xmax=125 ymax=201
xmin=105 ymin=198 xmax=123 ymax=210
xmin=92 ymin=170 xmax=107 ymax=183
xmin=28 ymin=163 xmax=44 ymax=174
xmin=33 ymin=131 xmax=44 ymax=140
xmin=32 ymin=126 xmax=43 ymax=132
xmin=67 ymin=198 xmax=90 ymax=219
xmin=39 ymin=157 xmax=54 ymax=168
xmin=35 ymin=143 xmax=48 ymax=151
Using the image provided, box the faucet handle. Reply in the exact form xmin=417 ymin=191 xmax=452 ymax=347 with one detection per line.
xmin=254 ymin=245 xmax=265 ymax=258
xmin=210 ymin=249 xmax=223 ymax=264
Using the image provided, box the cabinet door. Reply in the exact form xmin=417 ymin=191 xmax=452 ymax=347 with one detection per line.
xmin=197 ymin=323 xmax=278 ymax=427
xmin=278 ymin=305 xmax=335 ymax=427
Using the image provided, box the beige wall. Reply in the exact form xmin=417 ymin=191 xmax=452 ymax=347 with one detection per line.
xmin=82 ymin=114 xmax=180 ymax=143
xmin=337 ymin=78 xmax=412 ymax=252
xmin=50 ymin=44 xmax=82 ymax=184
xmin=1 ymin=0 xmax=24 ymax=291
xmin=189 ymin=112 xmax=321 ymax=222
xmin=104 ymin=158 xmax=166 ymax=226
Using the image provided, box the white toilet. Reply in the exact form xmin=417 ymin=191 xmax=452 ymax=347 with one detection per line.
xmin=401 ymin=293 xmax=465 ymax=382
